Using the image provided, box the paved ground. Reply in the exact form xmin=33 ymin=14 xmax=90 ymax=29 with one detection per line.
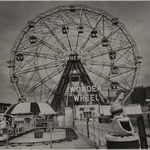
xmin=0 ymin=128 xmax=96 ymax=149
xmin=3 ymin=122 xmax=150 ymax=149
xmin=5 ymin=137 xmax=95 ymax=149
xmin=9 ymin=129 xmax=66 ymax=144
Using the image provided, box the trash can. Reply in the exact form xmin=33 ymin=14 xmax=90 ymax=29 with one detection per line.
xmin=105 ymin=133 xmax=140 ymax=149
xmin=34 ymin=130 xmax=43 ymax=138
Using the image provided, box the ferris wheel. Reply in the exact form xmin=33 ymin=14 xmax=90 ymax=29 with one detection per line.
xmin=8 ymin=4 xmax=142 ymax=109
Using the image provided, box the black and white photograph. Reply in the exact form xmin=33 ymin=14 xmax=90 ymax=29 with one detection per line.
xmin=0 ymin=1 xmax=149 ymax=149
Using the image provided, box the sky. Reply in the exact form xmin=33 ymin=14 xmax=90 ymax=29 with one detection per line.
xmin=0 ymin=1 xmax=150 ymax=104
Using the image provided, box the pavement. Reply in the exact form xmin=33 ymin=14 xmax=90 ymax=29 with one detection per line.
xmin=4 ymin=122 xmax=150 ymax=149
xmin=9 ymin=129 xmax=66 ymax=144
xmin=0 ymin=128 xmax=96 ymax=149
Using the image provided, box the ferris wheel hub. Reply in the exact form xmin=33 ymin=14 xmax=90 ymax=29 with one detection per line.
xmin=69 ymin=53 xmax=79 ymax=60
xmin=65 ymin=53 xmax=82 ymax=61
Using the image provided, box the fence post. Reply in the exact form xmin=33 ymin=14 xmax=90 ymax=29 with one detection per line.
xmin=6 ymin=127 xmax=8 ymax=149
xmin=98 ymin=122 xmax=101 ymax=146
xmin=6 ymin=121 xmax=10 ymax=149
xmin=137 ymin=115 xmax=148 ymax=149
xmin=147 ymin=114 xmax=150 ymax=131
xmin=87 ymin=118 xmax=89 ymax=138
xmin=49 ymin=122 xmax=52 ymax=149
xmin=93 ymin=121 xmax=95 ymax=145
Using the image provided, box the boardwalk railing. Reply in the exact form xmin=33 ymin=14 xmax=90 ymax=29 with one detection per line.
xmin=1 ymin=115 xmax=150 ymax=149
xmin=1 ymin=120 xmax=78 ymax=149
xmin=75 ymin=115 xmax=150 ymax=149
xmin=75 ymin=119 xmax=114 ymax=148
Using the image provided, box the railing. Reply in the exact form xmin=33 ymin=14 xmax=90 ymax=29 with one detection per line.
xmin=75 ymin=114 xmax=150 ymax=149
xmin=131 ymin=114 xmax=150 ymax=132
xmin=0 ymin=120 xmax=78 ymax=149
xmin=75 ymin=119 xmax=113 ymax=148
xmin=1 ymin=115 xmax=150 ymax=149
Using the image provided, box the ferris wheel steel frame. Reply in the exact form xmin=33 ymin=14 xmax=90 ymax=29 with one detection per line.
xmin=8 ymin=4 xmax=141 ymax=110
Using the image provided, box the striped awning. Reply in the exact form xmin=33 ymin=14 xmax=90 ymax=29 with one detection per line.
xmin=5 ymin=102 xmax=56 ymax=115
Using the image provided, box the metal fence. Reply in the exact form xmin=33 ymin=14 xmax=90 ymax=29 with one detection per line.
xmin=0 ymin=120 xmax=78 ymax=149
xmin=75 ymin=116 xmax=150 ymax=149
xmin=75 ymin=119 xmax=113 ymax=148
xmin=130 ymin=114 xmax=150 ymax=148
xmin=131 ymin=114 xmax=150 ymax=133
xmin=1 ymin=115 xmax=150 ymax=149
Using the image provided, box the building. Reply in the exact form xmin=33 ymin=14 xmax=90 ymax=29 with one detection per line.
xmin=130 ymin=86 xmax=150 ymax=106
xmin=0 ymin=103 xmax=11 ymax=113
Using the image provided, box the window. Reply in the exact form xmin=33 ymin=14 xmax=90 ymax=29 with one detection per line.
xmin=89 ymin=107 xmax=94 ymax=110
xmin=79 ymin=107 xmax=84 ymax=111
xmin=83 ymin=112 xmax=91 ymax=118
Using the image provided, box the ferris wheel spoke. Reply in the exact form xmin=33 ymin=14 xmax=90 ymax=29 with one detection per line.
xmin=84 ymin=65 xmax=132 ymax=90
xmin=125 ymin=69 xmax=138 ymax=89
xmin=75 ymin=6 xmax=83 ymax=52
xmin=121 ymin=27 xmax=136 ymax=47
xmin=12 ymin=83 xmax=22 ymax=99
xmin=59 ymin=7 xmax=73 ymax=52
xmin=15 ymin=50 xmax=64 ymax=61
xmin=12 ymin=27 xmax=30 ymax=53
xmin=20 ymin=65 xmax=65 ymax=97
xmin=115 ymin=49 xmax=134 ymax=65
xmin=62 ymin=10 xmax=79 ymax=26
xmin=39 ymin=15 xmax=69 ymax=52
xmin=79 ymin=12 xmax=104 ymax=53
xmin=83 ymin=44 xmax=134 ymax=59
xmin=117 ymin=70 xmax=133 ymax=88
xmin=33 ymin=36 xmax=64 ymax=56
xmin=36 ymin=71 xmax=52 ymax=91
xmin=111 ymin=69 xmax=135 ymax=79
xmin=82 ymin=24 xmax=123 ymax=54
xmin=15 ymin=60 xmax=65 ymax=75
xmin=16 ymin=40 xmax=39 ymax=52
xmin=19 ymin=74 xmax=27 ymax=92
xmin=14 ymin=54 xmax=36 ymax=71
xmin=24 ymin=71 xmax=37 ymax=92
xmin=83 ymin=10 xmax=93 ymax=28
xmin=45 ymin=19 xmax=63 ymax=28
xmin=24 ymin=31 xmax=64 ymax=56
xmin=83 ymin=60 xmax=136 ymax=70
xmin=115 ymin=51 xmax=135 ymax=65
xmin=35 ymin=37 xmax=64 ymax=56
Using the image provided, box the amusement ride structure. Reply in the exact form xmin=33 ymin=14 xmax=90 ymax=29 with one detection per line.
xmin=7 ymin=4 xmax=142 ymax=112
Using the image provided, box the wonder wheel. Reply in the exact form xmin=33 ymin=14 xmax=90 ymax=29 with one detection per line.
xmin=8 ymin=4 xmax=142 ymax=111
